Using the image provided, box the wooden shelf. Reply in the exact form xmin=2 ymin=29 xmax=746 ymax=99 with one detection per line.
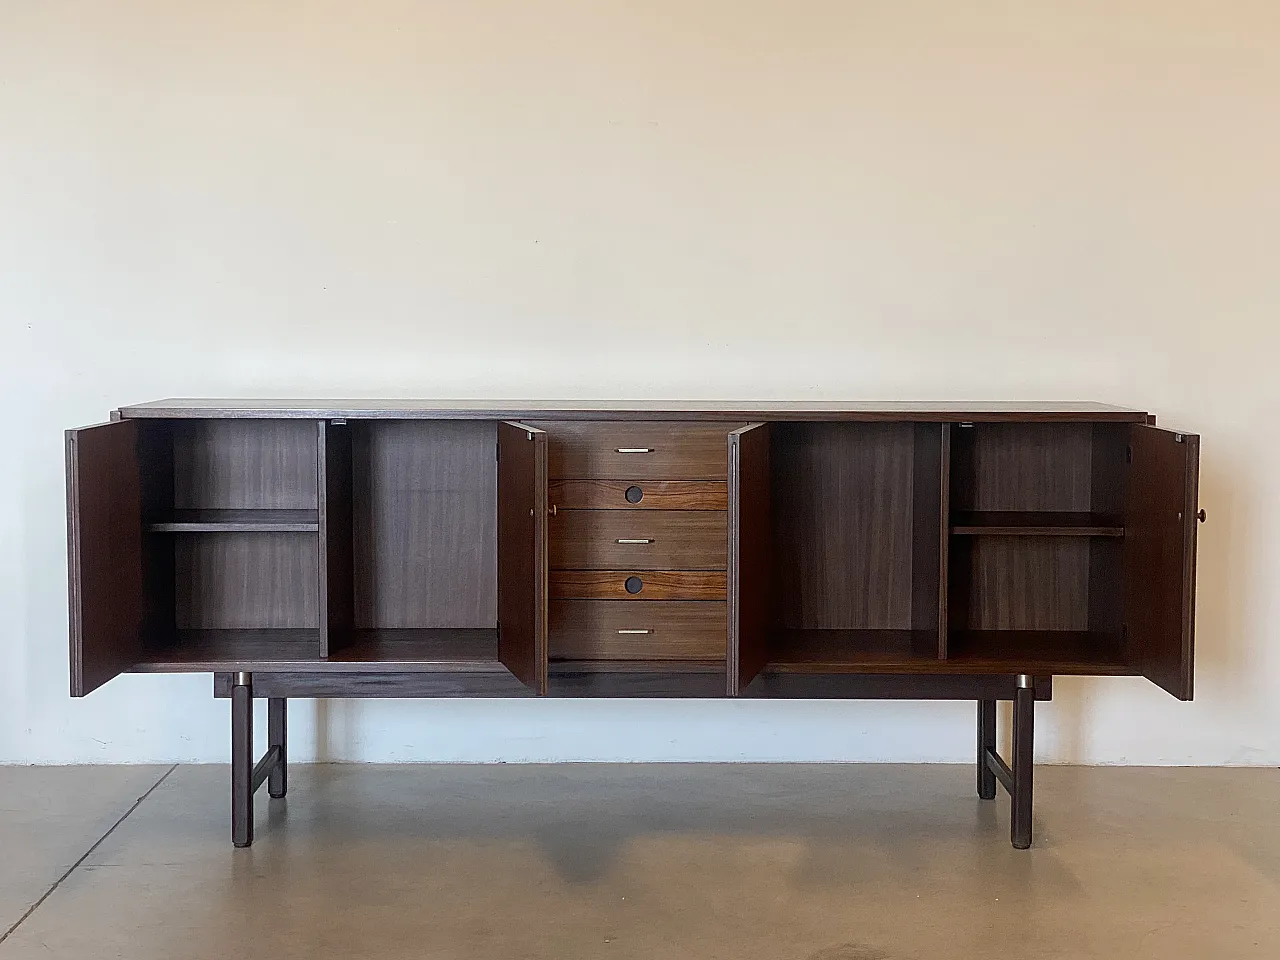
xmin=145 ymin=509 xmax=319 ymax=533
xmin=330 ymin=629 xmax=504 ymax=672
xmin=766 ymin=630 xmax=942 ymax=673
xmin=951 ymin=512 xmax=1123 ymax=537
xmin=135 ymin=629 xmax=322 ymax=671
xmin=947 ymin=630 xmax=1133 ymax=675
xmin=133 ymin=628 xmax=510 ymax=673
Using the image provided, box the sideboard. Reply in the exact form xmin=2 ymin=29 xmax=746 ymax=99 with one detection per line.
xmin=65 ymin=400 xmax=1202 ymax=848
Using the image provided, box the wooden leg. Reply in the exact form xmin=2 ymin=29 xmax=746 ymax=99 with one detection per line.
xmin=977 ymin=699 xmax=997 ymax=800
xmin=231 ymin=672 xmax=254 ymax=848
xmin=1011 ymin=678 xmax=1035 ymax=850
xmin=268 ymin=698 xmax=287 ymax=799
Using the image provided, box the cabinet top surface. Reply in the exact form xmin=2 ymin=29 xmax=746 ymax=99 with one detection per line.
xmin=117 ymin=398 xmax=1150 ymax=422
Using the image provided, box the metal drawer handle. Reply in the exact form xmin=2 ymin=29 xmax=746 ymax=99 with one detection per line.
xmin=616 ymin=447 xmax=654 ymax=453
xmin=616 ymin=538 xmax=653 ymax=544
xmin=617 ymin=629 xmax=652 ymax=635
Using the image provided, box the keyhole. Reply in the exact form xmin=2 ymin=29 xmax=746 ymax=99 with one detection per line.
xmin=625 ymin=485 xmax=643 ymax=504
xmin=624 ymin=576 xmax=644 ymax=595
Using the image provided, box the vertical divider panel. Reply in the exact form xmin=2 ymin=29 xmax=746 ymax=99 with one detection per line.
xmin=318 ymin=420 xmax=355 ymax=657
xmin=497 ymin=422 xmax=549 ymax=694
xmin=910 ymin=423 xmax=950 ymax=659
xmin=728 ymin=423 xmax=771 ymax=695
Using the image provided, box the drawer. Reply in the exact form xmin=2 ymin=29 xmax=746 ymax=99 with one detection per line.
xmin=550 ymin=510 xmax=726 ymax=570
xmin=550 ymin=570 xmax=727 ymax=601
xmin=550 ymin=479 xmax=727 ymax=511
xmin=550 ymin=600 xmax=727 ymax=660
xmin=532 ymin=421 xmax=735 ymax=480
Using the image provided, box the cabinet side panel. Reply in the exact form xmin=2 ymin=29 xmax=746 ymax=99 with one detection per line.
xmin=729 ymin=424 xmax=770 ymax=693
xmin=497 ymin=423 xmax=548 ymax=692
xmin=66 ymin=420 xmax=145 ymax=695
xmin=1125 ymin=426 xmax=1199 ymax=700
xmin=320 ymin=421 xmax=355 ymax=655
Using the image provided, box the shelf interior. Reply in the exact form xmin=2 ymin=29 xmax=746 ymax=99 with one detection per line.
xmin=135 ymin=628 xmax=508 ymax=672
xmin=951 ymin=511 xmax=1123 ymax=537
xmin=146 ymin=508 xmax=320 ymax=533
xmin=767 ymin=630 xmax=942 ymax=672
xmin=947 ymin=630 xmax=1131 ymax=674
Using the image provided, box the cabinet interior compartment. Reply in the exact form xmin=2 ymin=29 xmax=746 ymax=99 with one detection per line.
xmin=137 ymin=419 xmax=324 ymax=666
xmin=764 ymin=422 xmax=945 ymax=670
xmin=337 ymin=420 xmax=503 ymax=668
xmin=946 ymin=422 xmax=1130 ymax=671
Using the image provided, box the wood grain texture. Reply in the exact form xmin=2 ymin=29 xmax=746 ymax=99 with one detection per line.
xmin=771 ymin=422 xmax=915 ymax=630
xmin=145 ymin=509 xmax=318 ymax=533
xmin=728 ymin=423 xmax=771 ymax=693
xmin=947 ymin=630 xmax=1128 ymax=674
xmin=962 ymin=537 xmax=1090 ymax=631
xmin=352 ymin=420 xmax=497 ymax=628
xmin=136 ymin=628 xmax=504 ymax=672
xmin=1125 ymin=425 xmax=1199 ymax=699
xmin=319 ymin=420 xmax=354 ymax=657
xmin=173 ymin=534 xmax=319 ymax=629
xmin=550 ymin=570 xmax=726 ymax=601
xmin=550 ymin=510 xmax=726 ymax=570
xmin=66 ymin=420 xmax=144 ymax=696
xmin=911 ymin=423 xmax=947 ymax=654
xmin=953 ymin=422 xmax=1093 ymax=513
xmin=529 ymin=421 xmax=735 ymax=480
xmin=496 ymin=422 xmax=548 ymax=693
xmin=217 ymin=669 xmax=1052 ymax=700
xmin=172 ymin=419 xmax=317 ymax=509
xmin=121 ymin=398 xmax=1150 ymax=422
xmin=550 ymin=479 xmax=727 ymax=511
xmin=767 ymin=629 xmax=941 ymax=672
xmin=550 ymin=601 xmax=727 ymax=660
xmin=951 ymin=512 xmax=1124 ymax=537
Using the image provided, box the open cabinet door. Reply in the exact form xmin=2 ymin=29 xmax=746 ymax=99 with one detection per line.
xmin=66 ymin=420 xmax=145 ymax=696
xmin=1124 ymin=424 xmax=1200 ymax=700
xmin=497 ymin=422 xmax=549 ymax=694
xmin=728 ymin=424 xmax=771 ymax=695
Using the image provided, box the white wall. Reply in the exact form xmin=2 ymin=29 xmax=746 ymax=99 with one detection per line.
xmin=2 ymin=0 xmax=1277 ymax=765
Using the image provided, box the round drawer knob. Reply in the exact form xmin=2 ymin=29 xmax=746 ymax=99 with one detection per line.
xmin=625 ymin=485 xmax=644 ymax=504
xmin=624 ymin=576 xmax=644 ymax=595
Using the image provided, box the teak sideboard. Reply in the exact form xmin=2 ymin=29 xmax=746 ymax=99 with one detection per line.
xmin=65 ymin=400 xmax=1202 ymax=849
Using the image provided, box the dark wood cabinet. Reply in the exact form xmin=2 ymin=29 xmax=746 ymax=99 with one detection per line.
xmin=65 ymin=400 xmax=1202 ymax=848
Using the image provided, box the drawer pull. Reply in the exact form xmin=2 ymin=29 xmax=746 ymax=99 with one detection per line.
xmin=616 ymin=538 xmax=653 ymax=544
xmin=616 ymin=629 xmax=652 ymax=635
xmin=616 ymin=447 xmax=654 ymax=454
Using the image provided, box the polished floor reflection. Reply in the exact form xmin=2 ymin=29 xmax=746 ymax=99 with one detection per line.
xmin=1 ymin=764 xmax=1277 ymax=958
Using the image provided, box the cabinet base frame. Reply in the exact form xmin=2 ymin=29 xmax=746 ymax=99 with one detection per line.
xmin=217 ymin=670 xmax=1043 ymax=849
xmin=977 ymin=675 xmax=1036 ymax=849
xmin=230 ymin=673 xmax=288 ymax=848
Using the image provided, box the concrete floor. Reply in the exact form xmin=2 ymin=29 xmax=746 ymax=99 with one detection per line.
xmin=0 ymin=765 xmax=1277 ymax=958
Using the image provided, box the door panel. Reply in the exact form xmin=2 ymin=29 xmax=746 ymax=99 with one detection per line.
xmin=728 ymin=424 xmax=771 ymax=694
xmin=497 ymin=422 xmax=549 ymax=693
xmin=1124 ymin=425 xmax=1200 ymax=699
xmin=66 ymin=420 xmax=145 ymax=696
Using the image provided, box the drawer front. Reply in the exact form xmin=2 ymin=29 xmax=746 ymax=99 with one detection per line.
xmin=550 ymin=510 xmax=726 ymax=570
xmin=550 ymin=600 xmax=727 ymax=660
xmin=534 ymin=422 xmax=734 ymax=480
xmin=551 ymin=479 xmax=727 ymax=511
xmin=550 ymin=570 xmax=727 ymax=601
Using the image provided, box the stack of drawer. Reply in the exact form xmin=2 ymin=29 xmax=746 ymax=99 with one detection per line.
xmin=536 ymin=422 xmax=733 ymax=662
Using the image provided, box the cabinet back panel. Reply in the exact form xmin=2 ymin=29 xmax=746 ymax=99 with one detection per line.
xmin=964 ymin=537 xmax=1090 ymax=631
xmin=172 ymin=420 xmax=318 ymax=510
xmin=352 ymin=421 xmax=497 ymax=629
xmin=956 ymin=423 xmax=1092 ymax=513
xmin=174 ymin=534 xmax=319 ymax=629
xmin=771 ymin=423 xmax=916 ymax=630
